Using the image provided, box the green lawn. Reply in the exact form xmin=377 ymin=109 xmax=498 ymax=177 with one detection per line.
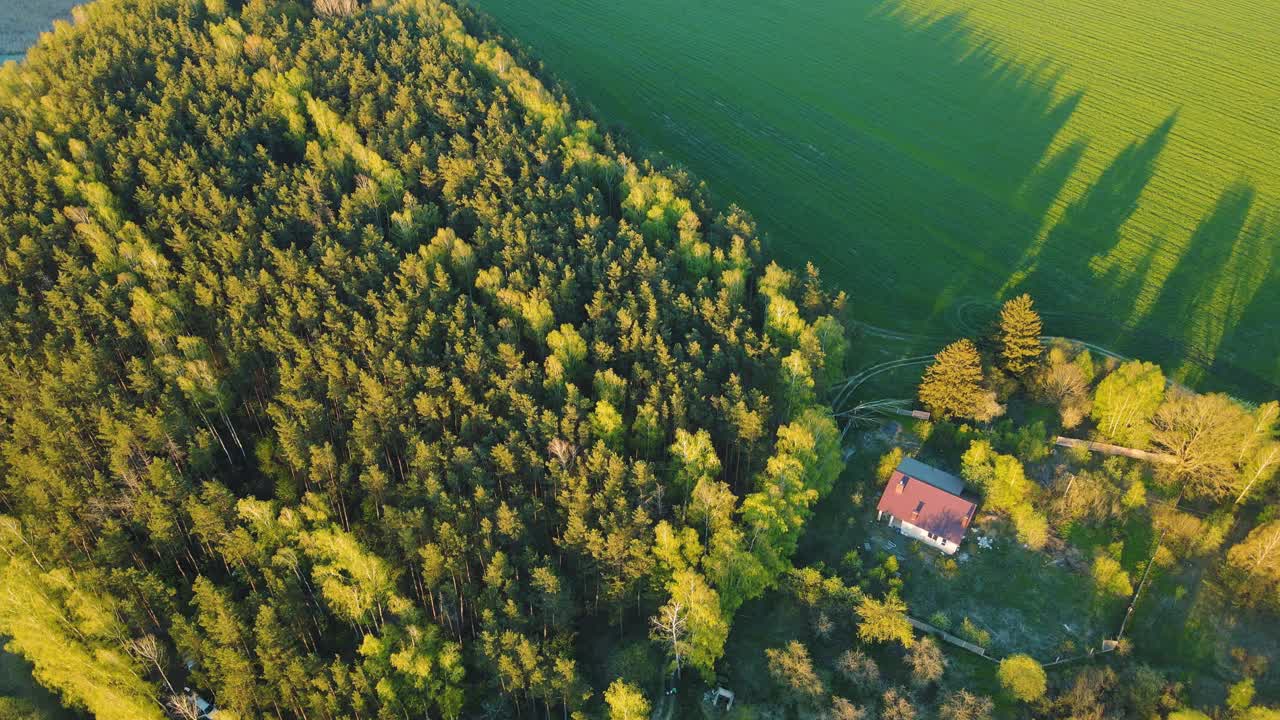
xmin=462 ymin=0 xmax=1280 ymax=399
xmin=715 ymin=443 xmax=1121 ymax=717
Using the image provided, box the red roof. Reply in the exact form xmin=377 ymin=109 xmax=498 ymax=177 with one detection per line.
xmin=876 ymin=470 xmax=977 ymax=546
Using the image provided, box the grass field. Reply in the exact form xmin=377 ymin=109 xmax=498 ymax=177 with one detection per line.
xmin=463 ymin=0 xmax=1280 ymax=399
xmin=0 ymin=0 xmax=78 ymax=56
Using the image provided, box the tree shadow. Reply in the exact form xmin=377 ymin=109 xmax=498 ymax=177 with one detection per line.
xmin=468 ymin=0 xmax=1280 ymax=396
xmin=1011 ymin=113 xmax=1177 ymax=308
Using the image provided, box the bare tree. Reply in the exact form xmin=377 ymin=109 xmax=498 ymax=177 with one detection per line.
xmin=167 ymin=692 xmax=201 ymax=720
xmin=649 ymin=601 xmax=688 ymax=679
xmin=129 ymin=634 xmax=175 ymax=694
xmin=314 ymin=0 xmax=359 ymax=17
xmin=547 ymin=438 xmax=577 ymax=468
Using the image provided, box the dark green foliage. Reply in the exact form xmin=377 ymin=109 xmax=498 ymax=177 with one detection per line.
xmin=0 ymin=0 xmax=846 ymax=716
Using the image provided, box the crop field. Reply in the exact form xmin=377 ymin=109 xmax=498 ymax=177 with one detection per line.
xmin=0 ymin=0 xmax=78 ymax=57
xmin=464 ymin=0 xmax=1280 ymax=398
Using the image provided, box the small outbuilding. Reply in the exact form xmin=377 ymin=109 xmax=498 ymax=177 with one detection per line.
xmin=876 ymin=457 xmax=976 ymax=555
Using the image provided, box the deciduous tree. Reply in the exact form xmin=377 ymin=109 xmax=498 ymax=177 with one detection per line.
xmin=998 ymin=654 xmax=1047 ymax=703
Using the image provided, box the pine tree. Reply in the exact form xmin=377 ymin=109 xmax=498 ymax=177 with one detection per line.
xmin=996 ymin=294 xmax=1043 ymax=376
xmin=918 ymin=340 xmax=985 ymax=420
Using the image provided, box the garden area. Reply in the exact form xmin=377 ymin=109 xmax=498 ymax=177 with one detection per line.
xmin=709 ymin=295 xmax=1280 ymax=719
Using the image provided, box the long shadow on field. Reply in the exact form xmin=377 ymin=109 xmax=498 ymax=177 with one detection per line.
xmin=762 ymin=3 xmax=1093 ymax=325
xmin=1013 ymin=113 xmax=1176 ymax=308
xmin=818 ymin=4 xmax=1278 ymax=397
xmin=471 ymin=0 xmax=1279 ymax=395
xmin=1132 ymin=185 xmax=1265 ymax=382
xmin=1200 ymin=211 xmax=1280 ymax=394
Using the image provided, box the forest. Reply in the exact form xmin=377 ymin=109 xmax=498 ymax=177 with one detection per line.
xmin=2 ymin=0 xmax=1279 ymax=719
xmin=0 ymin=0 xmax=848 ymax=717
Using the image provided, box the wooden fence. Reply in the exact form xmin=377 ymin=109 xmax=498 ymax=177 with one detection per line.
xmin=1053 ymin=436 xmax=1177 ymax=464
xmin=906 ymin=617 xmax=994 ymax=661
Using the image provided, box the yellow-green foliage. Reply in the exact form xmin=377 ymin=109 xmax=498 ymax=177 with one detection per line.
xmin=998 ymin=654 xmax=1046 ymax=702
xmin=0 ymin=521 xmax=163 ymax=720
xmin=620 ymin=164 xmax=694 ymax=241
xmin=1091 ymin=554 xmax=1133 ymax=597
xmin=376 ymin=0 xmax=569 ymax=136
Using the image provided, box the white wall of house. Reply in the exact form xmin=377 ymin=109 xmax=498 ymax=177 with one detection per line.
xmin=880 ymin=512 xmax=958 ymax=555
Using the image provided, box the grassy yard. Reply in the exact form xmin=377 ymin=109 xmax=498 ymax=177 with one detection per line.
xmin=1125 ymin=533 xmax=1280 ymax=708
xmin=799 ymin=442 xmax=1122 ymax=661
xmin=713 ymin=436 xmax=1124 ymax=717
xmin=464 ymin=0 xmax=1280 ymax=400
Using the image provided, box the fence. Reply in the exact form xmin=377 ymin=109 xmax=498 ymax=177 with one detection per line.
xmin=906 ymin=617 xmax=995 ymax=661
xmin=1053 ymin=436 xmax=1177 ymax=464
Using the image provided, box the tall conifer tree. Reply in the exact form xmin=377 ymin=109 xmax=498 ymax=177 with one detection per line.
xmin=919 ymin=340 xmax=985 ymax=419
xmin=996 ymin=294 xmax=1044 ymax=376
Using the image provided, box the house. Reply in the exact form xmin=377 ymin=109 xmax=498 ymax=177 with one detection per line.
xmin=876 ymin=457 xmax=976 ymax=555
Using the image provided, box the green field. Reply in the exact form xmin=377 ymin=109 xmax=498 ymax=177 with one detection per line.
xmin=462 ymin=0 xmax=1280 ymax=398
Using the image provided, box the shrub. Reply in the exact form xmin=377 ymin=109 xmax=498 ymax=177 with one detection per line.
xmin=604 ymin=679 xmax=651 ymax=720
xmin=1091 ymin=555 xmax=1134 ymax=597
xmin=958 ymin=617 xmax=991 ymax=648
xmin=906 ymin=637 xmax=946 ymax=686
xmin=927 ymin=611 xmax=952 ymax=631
xmin=765 ymin=641 xmax=826 ymax=707
xmin=939 ymin=690 xmax=994 ymax=720
xmin=855 ymin=594 xmax=914 ymax=648
xmin=836 ymin=649 xmax=881 ymax=694
xmin=998 ymin=654 xmax=1047 ymax=702
xmin=1011 ymin=503 xmax=1049 ymax=550
xmin=1227 ymin=679 xmax=1256 ymax=714
xmin=878 ymin=447 xmax=906 ymax=484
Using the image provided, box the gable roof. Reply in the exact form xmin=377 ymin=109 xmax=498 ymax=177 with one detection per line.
xmin=877 ymin=468 xmax=976 ymax=546
xmin=897 ymin=457 xmax=965 ymax=495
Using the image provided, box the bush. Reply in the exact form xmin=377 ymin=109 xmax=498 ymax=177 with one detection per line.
xmin=927 ymin=611 xmax=952 ymax=631
xmin=836 ymin=649 xmax=881 ymax=694
xmin=1011 ymin=503 xmax=1049 ymax=550
xmin=1227 ymin=679 xmax=1256 ymax=714
xmin=958 ymin=617 xmax=990 ymax=648
xmin=604 ymin=679 xmax=651 ymax=720
xmin=842 ymin=550 xmax=864 ymax=575
xmin=878 ymin=447 xmax=905 ymax=484
xmin=906 ymin=637 xmax=946 ymax=686
xmin=998 ymin=654 xmax=1047 ymax=702
xmin=0 ymin=698 xmax=47 ymax=720
xmin=1091 ymin=555 xmax=1134 ymax=597
xmin=606 ymin=640 xmax=661 ymax=691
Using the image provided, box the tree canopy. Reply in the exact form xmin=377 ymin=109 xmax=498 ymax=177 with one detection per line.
xmin=918 ymin=339 xmax=985 ymax=420
xmin=0 ymin=0 xmax=847 ymax=716
xmin=998 ymin=654 xmax=1047 ymax=703
xmin=996 ymin=293 xmax=1043 ymax=377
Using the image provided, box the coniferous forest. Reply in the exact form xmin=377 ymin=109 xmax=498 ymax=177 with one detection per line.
xmin=0 ymin=0 xmax=850 ymax=717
